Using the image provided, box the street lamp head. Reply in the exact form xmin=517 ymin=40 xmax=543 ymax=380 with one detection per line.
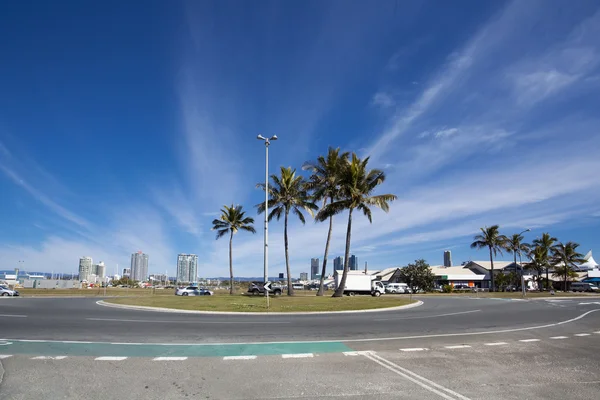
xmin=270 ymin=135 xmax=278 ymax=141
xmin=526 ymin=228 xmax=531 ymax=232
xmin=257 ymin=134 xmax=266 ymax=140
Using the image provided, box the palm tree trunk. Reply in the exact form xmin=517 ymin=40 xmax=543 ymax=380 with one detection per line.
xmin=317 ymin=213 xmax=334 ymax=296
xmin=229 ymin=231 xmax=234 ymax=295
xmin=545 ymin=266 xmax=549 ymax=291
xmin=284 ymin=210 xmax=294 ymax=296
xmin=333 ymin=208 xmax=353 ymax=298
xmin=489 ymin=246 xmax=495 ymax=292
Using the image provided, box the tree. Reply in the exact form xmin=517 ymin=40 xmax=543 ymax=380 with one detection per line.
xmin=316 ymin=153 xmax=397 ymax=297
xmin=257 ymin=167 xmax=318 ymax=296
xmin=397 ymin=259 xmax=435 ymax=293
xmin=303 ymin=147 xmax=349 ymax=296
xmin=470 ymin=225 xmax=508 ymax=292
xmin=212 ymin=204 xmax=256 ymax=295
xmin=532 ymin=233 xmax=558 ymax=290
xmin=494 ymin=272 xmax=510 ymax=291
xmin=525 ymin=245 xmax=546 ymax=291
xmin=551 ymin=241 xmax=585 ymax=292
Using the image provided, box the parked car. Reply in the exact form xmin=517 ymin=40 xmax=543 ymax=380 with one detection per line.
xmin=247 ymin=282 xmax=282 ymax=296
xmin=571 ymin=282 xmax=599 ymax=292
xmin=175 ymin=286 xmax=214 ymax=296
xmin=0 ymin=285 xmax=19 ymax=296
xmin=385 ymin=283 xmax=411 ymax=294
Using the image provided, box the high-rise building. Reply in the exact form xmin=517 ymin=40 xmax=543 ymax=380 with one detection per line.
xmin=122 ymin=268 xmax=131 ymax=277
xmin=349 ymin=255 xmax=358 ymax=271
xmin=333 ymin=256 xmax=344 ymax=272
xmin=78 ymin=257 xmax=93 ymax=282
xmin=177 ymin=254 xmax=198 ymax=283
xmin=310 ymin=258 xmax=320 ymax=280
xmin=130 ymin=251 xmax=149 ymax=281
xmin=443 ymin=250 xmax=452 ymax=267
xmin=299 ymin=272 xmax=308 ymax=281
xmin=92 ymin=261 xmax=106 ymax=280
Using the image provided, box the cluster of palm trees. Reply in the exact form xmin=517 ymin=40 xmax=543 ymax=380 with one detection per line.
xmin=211 ymin=148 xmax=397 ymax=297
xmin=471 ymin=225 xmax=586 ymax=292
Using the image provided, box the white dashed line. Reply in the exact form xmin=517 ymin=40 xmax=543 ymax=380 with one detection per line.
xmin=95 ymin=356 xmax=128 ymax=361
xmin=343 ymin=351 xmax=360 ymax=356
xmin=574 ymin=333 xmax=591 ymax=337
xmin=549 ymin=336 xmax=568 ymax=340
xmin=484 ymin=342 xmax=508 ymax=346
xmin=153 ymin=357 xmax=188 ymax=361
xmin=223 ymin=355 xmax=257 ymax=360
xmin=444 ymin=345 xmax=471 ymax=349
xmin=0 ymin=355 xmax=13 ymax=359
xmin=519 ymin=339 xmax=541 ymax=342
xmin=31 ymin=356 xmax=67 ymax=360
xmin=594 ymin=331 xmax=600 ymax=334
xmin=0 ymin=314 xmax=27 ymax=318
xmin=400 ymin=348 xmax=428 ymax=352
xmin=281 ymin=353 xmax=314 ymax=359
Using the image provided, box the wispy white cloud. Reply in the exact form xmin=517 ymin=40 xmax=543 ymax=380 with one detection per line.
xmin=371 ymin=92 xmax=395 ymax=108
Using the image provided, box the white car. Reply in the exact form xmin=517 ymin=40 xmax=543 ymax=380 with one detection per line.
xmin=385 ymin=283 xmax=411 ymax=294
xmin=0 ymin=285 xmax=20 ymax=296
xmin=175 ymin=286 xmax=214 ymax=296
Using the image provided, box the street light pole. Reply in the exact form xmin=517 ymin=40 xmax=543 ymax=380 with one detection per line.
xmin=517 ymin=228 xmax=531 ymax=297
xmin=257 ymin=134 xmax=277 ymax=308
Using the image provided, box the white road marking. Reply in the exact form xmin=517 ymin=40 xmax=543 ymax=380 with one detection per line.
xmin=0 ymin=314 xmax=27 ymax=318
xmin=343 ymin=351 xmax=360 ymax=356
xmin=364 ymin=352 xmax=472 ymax=400
xmin=400 ymin=348 xmax=428 ymax=352
xmin=0 ymin=355 xmax=13 ymax=359
xmin=374 ymin=309 xmax=481 ymax=321
xmin=153 ymin=357 xmax=188 ymax=361
xmin=95 ymin=356 xmax=127 ymax=361
xmin=484 ymin=342 xmax=508 ymax=346
xmin=61 ymin=341 xmax=92 ymax=344
xmin=519 ymin=339 xmax=541 ymax=342
xmin=281 ymin=353 xmax=313 ymax=358
xmin=223 ymin=355 xmax=257 ymax=360
xmin=17 ymin=340 xmax=46 ymax=342
xmin=574 ymin=333 xmax=591 ymax=337
xmin=87 ymin=318 xmax=288 ymax=324
xmin=549 ymin=336 xmax=568 ymax=339
xmin=444 ymin=345 xmax=471 ymax=349
xmin=31 ymin=356 xmax=67 ymax=360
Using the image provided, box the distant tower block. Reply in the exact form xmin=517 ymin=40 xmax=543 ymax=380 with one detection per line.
xmin=443 ymin=250 xmax=452 ymax=267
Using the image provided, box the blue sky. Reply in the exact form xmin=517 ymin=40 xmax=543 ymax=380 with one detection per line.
xmin=1 ymin=0 xmax=599 ymax=277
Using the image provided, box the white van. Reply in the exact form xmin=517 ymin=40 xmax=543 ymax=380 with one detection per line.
xmin=385 ymin=283 xmax=411 ymax=294
xmin=571 ymin=282 xmax=599 ymax=292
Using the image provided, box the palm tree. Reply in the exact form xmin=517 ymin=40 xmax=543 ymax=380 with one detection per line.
xmin=532 ymin=233 xmax=557 ymax=290
xmin=302 ymin=147 xmax=349 ymax=296
xmin=551 ymin=241 xmax=586 ymax=292
xmin=470 ymin=225 xmax=508 ymax=292
xmin=257 ymin=166 xmax=318 ymax=296
xmin=504 ymin=232 xmax=530 ymax=289
xmin=212 ymin=205 xmax=256 ymax=295
xmin=316 ymin=153 xmax=397 ymax=298
xmin=525 ymin=245 xmax=547 ymax=291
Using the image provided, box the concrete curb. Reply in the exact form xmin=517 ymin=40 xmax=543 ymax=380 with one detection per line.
xmin=96 ymin=299 xmax=423 ymax=315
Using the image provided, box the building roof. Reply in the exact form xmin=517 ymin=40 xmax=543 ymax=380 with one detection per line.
xmin=465 ymin=261 xmax=514 ymax=271
xmin=430 ymin=266 xmax=477 ymax=276
xmin=578 ymin=250 xmax=599 ymax=270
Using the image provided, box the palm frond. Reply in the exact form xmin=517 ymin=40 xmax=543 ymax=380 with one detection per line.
xmin=292 ymin=207 xmax=306 ymax=224
xmin=357 ymin=204 xmax=372 ymax=223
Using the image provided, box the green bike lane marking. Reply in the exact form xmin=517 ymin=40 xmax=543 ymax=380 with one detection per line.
xmin=0 ymin=340 xmax=352 ymax=358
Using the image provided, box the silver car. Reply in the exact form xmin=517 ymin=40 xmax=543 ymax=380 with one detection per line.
xmin=0 ymin=285 xmax=20 ymax=296
xmin=175 ymin=286 xmax=214 ymax=296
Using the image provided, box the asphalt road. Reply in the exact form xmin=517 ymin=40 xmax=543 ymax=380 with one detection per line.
xmin=1 ymin=295 xmax=600 ymax=399
xmin=1 ymin=295 xmax=599 ymax=343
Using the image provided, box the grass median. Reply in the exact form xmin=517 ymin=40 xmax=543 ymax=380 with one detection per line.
xmin=104 ymin=294 xmax=417 ymax=312
xmin=16 ymin=288 xmax=173 ymax=297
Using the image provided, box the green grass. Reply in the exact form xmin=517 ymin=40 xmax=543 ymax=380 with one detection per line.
xmin=104 ymin=294 xmax=416 ymax=312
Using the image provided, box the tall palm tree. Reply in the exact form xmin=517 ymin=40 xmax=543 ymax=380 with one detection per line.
xmin=470 ymin=225 xmax=508 ymax=292
xmin=257 ymin=166 xmax=318 ymax=296
xmin=551 ymin=241 xmax=586 ymax=292
xmin=504 ymin=232 xmax=530 ymax=288
xmin=212 ymin=204 xmax=256 ymax=295
xmin=316 ymin=153 xmax=397 ymax=298
xmin=525 ymin=245 xmax=547 ymax=291
xmin=532 ymin=233 xmax=557 ymax=290
xmin=302 ymin=147 xmax=349 ymax=296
